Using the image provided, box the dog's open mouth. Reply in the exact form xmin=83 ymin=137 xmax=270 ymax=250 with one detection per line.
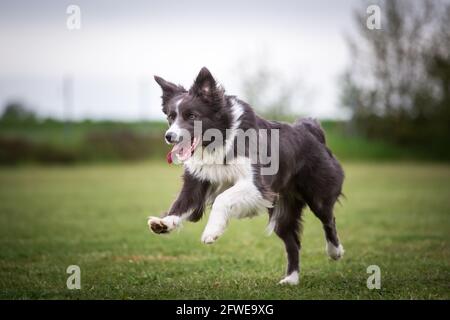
xmin=167 ymin=136 xmax=200 ymax=164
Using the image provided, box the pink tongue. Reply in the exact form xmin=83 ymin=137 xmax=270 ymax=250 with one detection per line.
xmin=177 ymin=144 xmax=193 ymax=161
xmin=167 ymin=138 xmax=198 ymax=164
xmin=168 ymin=142 xmax=191 ymax=163
xmin=167 ymin=144 xmax=180 ymax=164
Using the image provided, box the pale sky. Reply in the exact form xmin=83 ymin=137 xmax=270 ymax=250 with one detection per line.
xmin=0 ymin=0 xmax=363 ymax=120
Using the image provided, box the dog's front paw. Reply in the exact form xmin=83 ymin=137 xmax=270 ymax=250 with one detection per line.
xmin=201 ymin=233 xmax=219 ymax=244
xmin=148 ymin=216 xmax=170 ymax=234
xmin=201 ymin=227 xmax=224 ymax=244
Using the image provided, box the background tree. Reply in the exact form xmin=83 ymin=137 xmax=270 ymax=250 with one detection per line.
xmin=341 ymin=0 xmax=450 ymax=156
xmin=1 ymin=102 xmax=36 ymax=123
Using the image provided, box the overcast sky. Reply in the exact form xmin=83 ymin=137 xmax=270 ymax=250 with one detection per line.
xmin=0 ymin=0 xmax=363 ymax=120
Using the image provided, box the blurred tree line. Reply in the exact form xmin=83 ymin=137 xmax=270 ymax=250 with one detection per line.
xmin=341 ymin=0 xmax=450 ymax=158
xmin=1 ymin=102 xmax=36 ymax=123
xmin=0 ymin=102 xmax=167 ymax=164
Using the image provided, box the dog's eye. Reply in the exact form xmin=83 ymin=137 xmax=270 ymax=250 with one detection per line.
xmin=188 ymin=113 xmax=196 ymax=120
xmin=167 ymin=114 xmax=175 ymax=121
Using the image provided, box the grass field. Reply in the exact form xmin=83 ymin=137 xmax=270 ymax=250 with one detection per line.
xmin=0 ymin=161 xmax=449 ymax=299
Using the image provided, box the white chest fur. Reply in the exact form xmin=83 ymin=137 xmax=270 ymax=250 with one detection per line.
xmin=184 ymin=154 xmax=253 ymax=184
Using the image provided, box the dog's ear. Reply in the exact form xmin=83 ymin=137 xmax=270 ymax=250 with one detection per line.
xmin=154 ymin=76 xmax=185 ymax=107
xmin=190 ymin=67 xmax=224 ymax=105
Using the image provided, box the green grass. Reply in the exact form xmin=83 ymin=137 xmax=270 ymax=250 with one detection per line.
xmin=0 ymin=161 xmax=449 ymax=299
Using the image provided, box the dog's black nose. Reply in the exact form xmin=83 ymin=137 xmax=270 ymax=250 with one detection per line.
xmin=165 ymin=132 xmax=177 ymax=143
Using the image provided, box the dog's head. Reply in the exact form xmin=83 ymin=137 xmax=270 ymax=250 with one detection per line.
xmin=154 ymin=67 xmax=230 ymax=163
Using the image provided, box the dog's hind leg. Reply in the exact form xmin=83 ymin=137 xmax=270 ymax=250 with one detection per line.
xmin=309 ymin=199 xmax=344 ymax=260
xmin=271 ymin=197 xmax=305 ymax=285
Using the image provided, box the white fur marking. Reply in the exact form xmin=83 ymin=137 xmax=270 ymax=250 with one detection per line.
xmin=224 ymin=99 xmax=244 ymax=154
xmin=326 ymin=241 xmax=345 ymax=260
xmin=201 ymin=178 xmax=272 ymax=244
xmin=165 ymin=97 xmax=184 ymax=143
xmin=279 ymin=271 xmax=299 ymax=285
xmin=266 ymin=199 xmax=283 ymax=235
xmin=147 ymin=212 xmax=191 ymax=233
xmin=186 ymin=155 xmax=254 ymax=184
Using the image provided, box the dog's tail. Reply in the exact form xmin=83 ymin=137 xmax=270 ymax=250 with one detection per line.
xmin=294 ymin=117 xmax=326 ymax=144
xmin=294 ymin=117 xmax=338 ymax=160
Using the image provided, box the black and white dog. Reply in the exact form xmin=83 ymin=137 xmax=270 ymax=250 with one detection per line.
xmin=148 ymin=67 xmax=344 ymax=285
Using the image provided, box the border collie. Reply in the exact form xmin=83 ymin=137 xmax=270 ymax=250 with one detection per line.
xmin=148 ymin=67 xmax=344 ymax=285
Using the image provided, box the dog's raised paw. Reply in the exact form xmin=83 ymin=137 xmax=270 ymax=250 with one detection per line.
xmin=201 ymin=232 xmax=221 ymax=244
xmin=148 ymin=217 xmax=169 ymax=234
